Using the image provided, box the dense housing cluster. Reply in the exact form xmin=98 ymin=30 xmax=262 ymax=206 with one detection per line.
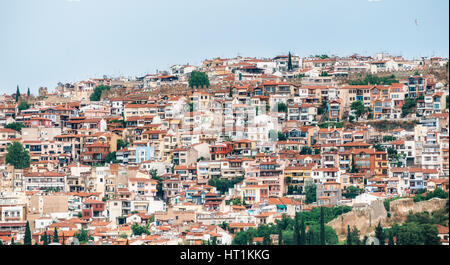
xmin=0 ymin=53 xmax=448 ymax=245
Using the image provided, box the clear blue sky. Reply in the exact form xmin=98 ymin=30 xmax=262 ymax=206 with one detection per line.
xmin=0 ymin=0 xmax=448 ymax=94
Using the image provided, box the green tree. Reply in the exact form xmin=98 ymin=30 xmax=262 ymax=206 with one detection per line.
xmin=24 ymin=221 xmax=32 ymax=245
xmin=62 ymin=234 xmax=65 ymax=245
xmin=387 ymin=230 xmax=394 ymax=245
xmin=219 ymin=222 xmax=229 ymax=231
xmin=278 ymin=228 xmax=283 ymax=245
xmin=53 ymin=227 xmax=59 ymax=243
xmin=277 ymin=102 xmax=288 ymax=113
xmin=421 ymin=224 xmax=441 ymax=245
xmin=18 ymin=101 xmax=30 ymax=111
xmin=306 ymin=229 xmax=315 ymax=245
xmin=231 ymin=206 xmax=346 ymax=246
xmin=188 ymin=102 xmax=194 ymax=112
xmin=74 ymin=228 xmax=92 ymax=244
xmin=401 ymin=98 xmax=417 ymax=117
xmin=383 ymin=135 xmax=396 ymax=142
xmin=42 ymin=232 xmax=48 ymax=245
xmin=350 ymin=227 xmax=361 ymax=245
xmin=300 ymin=146 xmax=313 ymax=155
xmin=318 ymin=122 xmax=344 ymax=129
xmin=375 ymin=221 xmax=385 ymax=245
xmin=131 ymin=223 xmax=150 ymax=236
xmin=350 ymin=100 xmax=365 ymax=119
xmin=396 ymin=222 xmax=423 ymax=245
xmin=5 ymin=141 xmax=30 ymax=169
xmin=389 ymin=211 xmax=443 ymax=245
xmin=319 ymin=71 xmax=329 ymax=77
xmin=208 ymin=175 xmax=243 ymax=195
xmin=320 ymin=207 xmax=325 ymax=245
xmin=189 ymin=71 xmax=210 ymax=88
xmin=316 ymin=54 xmax=329 ymax=59
xmin=346 ymin=225 xmax=352 ymax=245
xmin=349 ymin=156 xmax=359 ymax=173
xmin=299 ymin=215 xmax=306 ymax=245
xmin=263 ymin=232 xmax=270 ymax=245
xmin=348 ymin=74 xmax=398 ymax=85
xmin=231 ymin=198 xmax=242 ymax=206
xmin=89 ymin=85 xmax=111 ymax=101
xmin=317 ymin=100 xmax=328 ymax=115
xmin=15 ymin=85 xmax=20 ymax=102
xmin=287 ymin=52 xmax=293 ymax=71
xmin=150 ymin=169 xmax=164 ymax=198
xmin=307 ymin=223 xmax=338 ymax=245
xmin=116 ymin=139 xmax=128 ymax=150
xmin=305 ymin=180 xmax=316 ymax=204
xmin=277 ymin=131 xmax=287 ymax=141
xmin=373 ymin=143 xmax=385 ymax=151
xmin=343 ymin=186 xmax=363 ymax=199
xmin=105 ymin=152 xmax=117 ymax=163
xmin=367 ymin=107 xmax=373 ymax=119
xmin=4 ymin=122 xmax=25 ymax=132
xmin=232 ymin=231 xmax=249 ymax=245
xmin=11 ymin=237 xmax=15 ymax=245
xmin=293 ymin=214 xmax=300 ymax=244
xmin=27 ymin=87 xmax=31 ymax=98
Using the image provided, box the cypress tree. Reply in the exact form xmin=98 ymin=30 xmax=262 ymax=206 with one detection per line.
xmin=263 ymin=232 xmax=270 ymax=245
xmin=287 ymin=52 xmax=293 ymax=71
xmin=62 ymin=234 xmax=65 ymax=245
xmin=15 ymin=85 xmax=20 ymax=102
xmin=24 ymin=221 xmax=32 ymax=245
xmin=350 ymin=156 xmax=359 ymax=173
xmin=293 ymin=213 xmax=300 ymax=244
xmin=346 ymin=225 xmax=352 ymax=245
xmin=375 ymin=221 xmax=385 ymax=245
xmin=352 ymin=228 xmax=361 ymax=245
xmin=388 ymin=231 xmax=394 ymax=245
xmin=299 ymin=215 xmax=306 ymax=245
xmin=320 ymin=207 xmax=325 ymax=245
xmin=11 ymin=237 xmax=15 ymax=245
xmin=43 ymin=232 xmax=48 ymax=245
xmin=307 ymin=229 xmax=315 ymax=245
xmin=27 ymin=87 xmax=31 ymax=98
xmin=53 ymin=227 xmax=59 ymax=243
xmin=278 ymin=228 xmax=283 ymax=245
xmin=126 ymin=239 xmax=129 ymax=245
